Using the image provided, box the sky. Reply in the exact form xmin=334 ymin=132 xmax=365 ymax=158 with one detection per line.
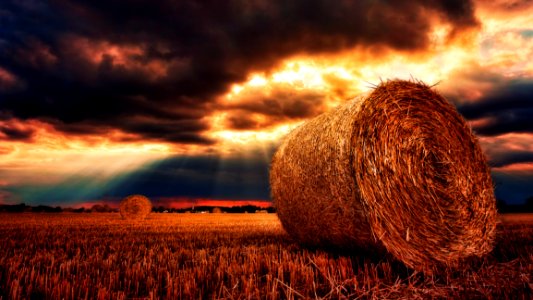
xmin=0 ymin=0 xmax=532 ymax=207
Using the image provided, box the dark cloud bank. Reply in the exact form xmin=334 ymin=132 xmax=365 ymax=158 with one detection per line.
xmin=0 ymin=122 xmax=34 ymax=141
xmin=0 ymin=0 xmax=478 ymax=143
xmin=457 ymin=79 xmax=533 ymax=137
xmin=454 ymin=78 xmax=533 ymax=170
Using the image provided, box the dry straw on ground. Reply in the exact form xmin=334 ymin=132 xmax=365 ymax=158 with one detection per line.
xmin=270 ymin=79 xmax=498 ymax=273
xmin=119 ymin=195 xmax=152 ymax=220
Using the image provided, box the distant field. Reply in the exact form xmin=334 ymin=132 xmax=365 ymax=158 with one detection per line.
xmin=500 ymin=213 xmax=533 ymax=224
xmin=0 ymin=213 xmax=531 ymax=299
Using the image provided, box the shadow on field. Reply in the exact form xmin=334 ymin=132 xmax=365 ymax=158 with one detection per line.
xmin=289 ymin=221 xmax=533 ymax=280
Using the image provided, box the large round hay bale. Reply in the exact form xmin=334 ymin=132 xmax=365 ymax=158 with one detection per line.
xmin=119 ymin=195 xmax=152 ymax=220
xmin=270 ymin=80 xmax=497 ymax=272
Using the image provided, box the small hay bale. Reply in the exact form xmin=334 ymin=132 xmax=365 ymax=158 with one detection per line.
xmin=119 ymin=195 xmax=152 ymax=220
xmin=270 ymin=79 xmax=497 ymax=272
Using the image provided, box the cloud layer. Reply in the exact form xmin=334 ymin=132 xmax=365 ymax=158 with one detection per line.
xmin=0 ymin=0 xmax=478 ymax=143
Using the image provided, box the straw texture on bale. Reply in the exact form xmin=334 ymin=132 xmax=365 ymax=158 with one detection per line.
xmin=270 ymin=80 xmax=497 ymax=272
xmin=119 ymin=195 xmax=152 ymax=220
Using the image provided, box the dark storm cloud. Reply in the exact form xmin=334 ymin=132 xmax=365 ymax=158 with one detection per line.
xmin=0 ymin=0 xmax=478 ymax=143
xmin=457 ymin=80 xmax=533 ymax=136
xmin=0 ymin=126 xmax=33 ymax=141
xmin=224 ymin=90 xmax=326 ymax=130
xmin=0 ymin=121 xmax=34 ymax=141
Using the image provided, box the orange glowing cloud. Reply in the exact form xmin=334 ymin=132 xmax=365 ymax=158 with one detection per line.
xmin=2 ymin=3 xmax=531 ymax=159
xmin=0 ymin=119 xmax=171 ymax=186
xmin=0 ymin=67 xmax=20 ymax=91
xmin=200 ymin=4 xmax=533 ymax=155
xmin=479 ymin=133 xmax=533 ymax=170
xmin=493 ymin=162 xmax=533 ymax=173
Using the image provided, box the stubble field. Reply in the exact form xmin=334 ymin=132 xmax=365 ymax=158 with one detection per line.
xmin=0 ymin=213 xmax=531 ymax=299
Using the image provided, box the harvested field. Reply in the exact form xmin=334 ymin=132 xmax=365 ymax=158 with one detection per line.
xmin=0 ymin=213 xmax=531 ymax=299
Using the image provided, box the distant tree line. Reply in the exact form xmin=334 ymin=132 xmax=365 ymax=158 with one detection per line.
xmin=497 ymin=197 xmax=533 ymax=213
xmin=3 ymin=199 xmax=532 ymax=213
xmin=0 ymin=203 xmax=117 ymax=213
xmin=151 ymin=205 xmax=276 ymax=214
xmin=0 ymin=203 xmax=277 ymax=213
xmin=0 ymin=203 xmax=64 ymax=213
